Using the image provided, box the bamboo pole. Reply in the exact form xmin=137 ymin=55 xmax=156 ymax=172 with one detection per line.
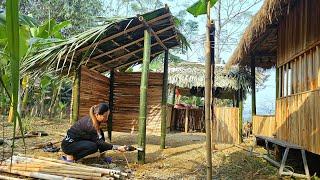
xmin=160 ymin=50 xmax=169 ymax=149
xmin=0 ymin=167 xmax=77 ymax=180
xmin=108 ymin=69 xmax=115 ymax=141
xmin=12 ymin=155 xmax=127 ymax=177
xmin=251 ymin=55 xmax=256 ymax=116
xmin=2 ymin=165 xmax=102 ymax=178
xmin=238 ymin=87 xmax=243 ymax=144
xmin=137 ymin=29 xmax=151 ymax=164
xmin=204 ymin=1 xmax=213 ymax=179
xmin=70 ymin=66 xmax=81 ymax=124
xmin=0 ymin=175 xmax=22 ymax=180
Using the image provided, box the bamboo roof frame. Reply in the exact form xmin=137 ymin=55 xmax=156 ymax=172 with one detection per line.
xmin=79 ymin=6 xmax=180 ymax=73
xmin=226 ymin=0 xmax=295 ymax=69
xmin=22 ymin=6 xmax=181 ymax=75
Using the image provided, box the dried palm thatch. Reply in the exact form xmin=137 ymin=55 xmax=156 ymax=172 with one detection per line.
xmin=167 ymin=62 xmax=237 ymax=89
xmin=165 ymin=62 xmax=268 ymax=99
xmin=226 ymin=0 xmax=294 ymax=69
xmin=20 ymin=7 xmax=183 ymax=77
xmin=166 ymin=62 xmax=266 ymax=90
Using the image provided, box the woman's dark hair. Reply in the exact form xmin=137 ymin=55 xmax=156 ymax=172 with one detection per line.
xmin=89 ymin=103 xmax=109 ymax=131
xmin=93 ymin=103 xmax=109 ymax=115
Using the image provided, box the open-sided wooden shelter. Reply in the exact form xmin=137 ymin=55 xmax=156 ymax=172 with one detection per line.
xmin=23 ymin=6 xmax=182 ymax=163
xmin=227 ymin=0 xmax=320 ymax=155
xmin=165 ymin=62 xmax=242 ymax=144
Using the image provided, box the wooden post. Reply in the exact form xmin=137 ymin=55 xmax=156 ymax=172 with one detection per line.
xmin=70 ymin=66 xmax=81 ymax=124
xmin=251 ymin=55 xmax=256 ymax=116
xmin=238 ymin=87 xmax=243 ymax=144
xmin=160 ymin=50 xmax=169 ymax=149
xmin=137 ymin=29 xmax=151 ymax=164
xmin=172 ymin=86 xmax=176 ymax=105
xmin=276 ymin=67 xmax=279 ymax=98
xmin=210 ymin=20 xmax=216 ymax=150
xmin=108 ymin=69 xmax=115 ymax=141
xmin=204 ymin=2 xmax=213 ymax=179
xmin=184 ymin=108 xmax=189 ymax=133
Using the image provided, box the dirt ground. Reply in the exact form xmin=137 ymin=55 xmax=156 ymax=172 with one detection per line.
xmin=1 ymin=117 xmax=280 ymax=179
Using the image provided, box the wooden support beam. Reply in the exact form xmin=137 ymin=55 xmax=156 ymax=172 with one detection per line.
xmin=276 ymin=67 xmax=279 ymax=98
xmin=184 ymin=108 xmax=189 ymax=133
xmin=70 ymin=66 xmax=81 ymax=124
xmin=238 ymin=87 xmax=243 ymax=144
xmin=251 ymin=55 xmax=256 ymax=116
xmin=108 ymin=69 xmax=115 ymax=141
xmin=160 ymin=50 xmax=169 ymax=149
xmin=114 ymin=51 xmax=162 ymax=70
xmin=139 ymin=16 xmax=168 ymax=51
xmin=137 ymin=30 xmax=151 ymax=164
xmin=89 ymin=25 xmax=174 ymax=62
xmin=91 ymin=35 xmax=176 ymax=70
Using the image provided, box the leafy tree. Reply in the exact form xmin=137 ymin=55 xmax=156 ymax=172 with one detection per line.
xmin=19 ymin=0 xmax=104 ymax=35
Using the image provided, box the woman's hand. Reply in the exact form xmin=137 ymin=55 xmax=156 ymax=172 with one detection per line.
xmin=116 ymin=145 xmax=127 ymax=152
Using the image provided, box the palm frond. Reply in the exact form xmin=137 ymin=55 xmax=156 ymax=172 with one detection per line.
xmin=21 ymin=19 xmax=122 ymax=77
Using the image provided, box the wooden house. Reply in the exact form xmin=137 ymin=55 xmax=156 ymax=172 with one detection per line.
xmin=227 ymin=0 xmax=320 ymax=155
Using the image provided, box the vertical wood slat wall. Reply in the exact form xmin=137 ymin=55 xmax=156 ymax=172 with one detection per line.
xmin=79 ymin=66 xmax=110 ymax=118
xmin=212 ymin=107 xmax=240 ymax=144
xmin=252 ymin=115 xmax=276 ymax=137
xmin=79 ymin=68 xmax=164 ymax=135
xmin=276 ymin=0 xmax=320 ymax=155
xmin=171 ymin=108 xmax=204 ymax=132
xmin=112 ymin=72 xmax=163 ymax=135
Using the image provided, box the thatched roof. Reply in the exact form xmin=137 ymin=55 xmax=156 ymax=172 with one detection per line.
xmin=167 ymin=62 xmax=237 ymax=89
xmin=166 ymin=62 xmax=268 ymax=99
xmin=226 ymin=0 xmax=294 ymax=69
xmin=22 ymin=6 xmax=182 ymax=76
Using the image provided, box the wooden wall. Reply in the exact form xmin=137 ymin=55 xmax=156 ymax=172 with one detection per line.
xmin=278 ymin=0 xmax=320 ymax=67
xmin=171 ymin=107 xmax=204 ymax=132
xmin=79 ymin=66 xmax=109 ymax=118
xmin=112 ymin=72 xmax=163 ymax=135
xmin=212 ymin=107 xmax=240 ymax=144
xmin=276 ymin=0 xmax=320 ymax=155
xmin=276 ymin=90 xmax=320 ymax=155
xmin=252 ymin=115 xmax=276 ymax=137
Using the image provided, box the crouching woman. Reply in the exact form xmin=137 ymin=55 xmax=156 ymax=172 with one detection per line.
xmin=61 ymin=103 xmax=126 ymax=162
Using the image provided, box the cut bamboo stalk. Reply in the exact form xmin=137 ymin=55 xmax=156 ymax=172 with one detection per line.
xmin=2 ymin=165 xmax=102 ymax=177
xmin=0 ymin=174 xmax=23 ymax=180
xmin=0 ymin=167 xmax=78 ymax=180
xmin=12 ymin=155 xmax=127 ymax=177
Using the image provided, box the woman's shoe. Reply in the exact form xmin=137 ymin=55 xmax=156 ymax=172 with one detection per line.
xmin=60 ymin=155 xmax=74 ymax=163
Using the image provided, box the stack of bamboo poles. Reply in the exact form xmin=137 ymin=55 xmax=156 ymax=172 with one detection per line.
xmin=0 ymin=155 xmax=129 ymax=180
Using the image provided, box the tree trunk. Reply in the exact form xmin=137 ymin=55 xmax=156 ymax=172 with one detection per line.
xmin=70 ymin=66 xmax=81 ymax=124
xmin=205 ymin=2 xmax=213 ymax=179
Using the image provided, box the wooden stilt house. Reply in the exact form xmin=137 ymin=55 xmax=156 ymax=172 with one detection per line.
xmin=227 ymin=0 xmax=320 ymax=155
